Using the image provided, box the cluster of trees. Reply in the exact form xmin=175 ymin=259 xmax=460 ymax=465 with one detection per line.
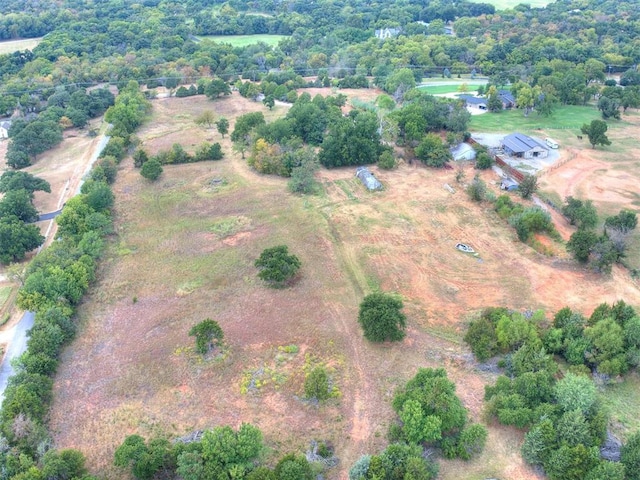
xmin=135 ymin=142 xmax=224 ymax=168
xmin=495 ymin=195 xmax=560 ymax=243
xmin=350 ymin=368 xmax=485 ymax=479
xmin=465 ymin=305 xmax=640 ymax=479
xmin=564 ymin=197 xmax=637 ymax=273
xmin=115 ymin=424 xmax=321 ymax=480
xmin=466 ymin=302 xmax=640 ymax=378
xmin=0 ymin=171 xmax=49 ymax=263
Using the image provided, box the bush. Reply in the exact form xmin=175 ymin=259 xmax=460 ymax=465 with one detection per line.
xmin=466 ymin=175 xmax=487 ymax=202
xmin=304 ymin=366 xmax=331 ymax=401
xmin=358 ymin=292 xmax=406 ymax=342
xmin=475 ymin=152 xmax=493 ymax=170
xmin=255 ymin=245 xmax=301 ymax=288
xmin=378 ymin=150 xmax=396 ymax=170
xmin=140 ymin=159 xmax=163 ymax=181
xmin=189 ymin=319 xmax=224 ymax=355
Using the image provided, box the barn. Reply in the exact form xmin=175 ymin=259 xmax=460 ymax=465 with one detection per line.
xmin=501 ymin=133 xmax=548 ymax=159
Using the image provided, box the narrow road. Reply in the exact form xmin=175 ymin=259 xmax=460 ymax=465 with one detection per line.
xmin=0 ymin=311 xmax=34 ymax=402
xmin=37 ymin=209 xmax=63 ymax=222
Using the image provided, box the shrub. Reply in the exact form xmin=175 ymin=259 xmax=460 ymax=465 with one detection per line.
xmin=378 ymin=150 xmax=396 ymax=170
xmin=140 ymin=159 xmax=163 ymax=181
xmin=189 ymin=319 xmax=224 ymax=355
xmin=475 ymin=152 xmax=493 ymax=169
xmin=466 ymin=175 xmax=486 ymax=202
xmin=304 ymin=366 xmax=331 ymax=401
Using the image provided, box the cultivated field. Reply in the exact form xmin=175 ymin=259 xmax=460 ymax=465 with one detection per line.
xmin=0 ymin=37 xmax=42 ymax=54
xmin=47 ymin=91 xmax=640 ymax=480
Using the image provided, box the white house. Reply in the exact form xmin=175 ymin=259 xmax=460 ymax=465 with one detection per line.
xmin=0 ymin=121 xmax=11 ymax=139
xmin=450 ymin=143 xmax=476 ymax=161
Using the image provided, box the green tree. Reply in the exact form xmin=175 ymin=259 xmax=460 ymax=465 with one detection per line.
xmin=304 ymin=366 xmax=331 ymax=401
xmin=466 ymin=175 xmax=487 ymax=202
xmin=205 ymin=79 xmax=231 ymax=99
xmin=518 ymin=174 xmax=538 ymax=199
xmin=581 ymin=120 xmax=611 ymax=149
xmin=605 ymin=210 xmax=637 ymax=234
xmin=254 ymin=245 xmax=301 ymax=287
xmin=0 ymin=189 xmax=39 ymax=223
xmin=399 ymin=399 xmax=442 ymax=444
xmin=195 ymin=110 xmax=215 ymax=128
xmin=0 ymin=171 xmax=50 ymax=198
xmin=318 ymin=110 xmax=382 ymax=167
xmin=475 ymin=152 xmax=493 ymax=170
xmin=189 ymin=319 xmax=224 ymax=355
xmin=487 ymin=86 xmax=503 ymax=112
xmin=597 ymin=96 xmax=621 ymax=119
xmin=622 ymin=431 xmax=640 ymax=480
xmin=274 ymin=453 xmax=313 ymax=480
xmin=567 ymin=229 xmax=599 ymax=263
xmin=415 ymin=133 xmax=451 ymax=167
xmin=0 ymin=216 xmax=44 ymax=264
xmin=262 ymin=95 xmax=275 ymax=110
xmin=133 ymin=149 xmax=149 ymax=168
xmin=358 ymin=292 xmax=406 ymax=342
xmin=288 ymin=150 xmax=320 ymax=194
xmin=585 ymin=461 xmax=625 ymax=480
xmin=140 ymin=159 xmax=163 ymax=181
xmin=554 ymin=373 xmax=596 ymax=414
xmin=215 ymin=118 xmax=229 ymax=138
xmin=114 ymin=435 xmax=175 ymax=480
xmin=562 ymin=197 xmax=598 ymax=230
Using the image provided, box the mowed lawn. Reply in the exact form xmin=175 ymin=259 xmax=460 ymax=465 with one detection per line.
xmin=0 ymin=37 xmax=42 ymax=54
xmin=197 ymin=34 xmax=288 ymax=47
xmin=418 ymin=84 xmax=486 ymax=95
xmin=469 ymin=105 xmax=605 ymax=134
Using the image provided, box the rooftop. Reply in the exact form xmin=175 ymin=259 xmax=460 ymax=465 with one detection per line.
xmin=502 ymin=133 xmax=546 ymax=153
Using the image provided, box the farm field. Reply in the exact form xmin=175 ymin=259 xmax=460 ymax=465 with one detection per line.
xmin=48 ymin=91 xmax=640 ymax=480
xmin=0 ymin=37 xmax=42 ymax=54
xmin=197 ymin=34 xmax=288 ymax=47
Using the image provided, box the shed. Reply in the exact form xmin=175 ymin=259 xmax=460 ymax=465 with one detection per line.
xmin=450 ymin=143 xmax=476 ymax=161
xmin=355 ymin=167 xmax=383 ymax=191
xmin=0 ymin=120 xmax=11 ymax=139
xmin=501 ymin=133 xmax=548 ymax=159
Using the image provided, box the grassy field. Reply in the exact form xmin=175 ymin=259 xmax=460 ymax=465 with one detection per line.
xmin=468 ymin=0 xmax=550 ymax=9
xmin=47 ymin=91 xmax=640 ymax=480
xmin=418 ymin=84 xmax=485 ymax=95
xmin=197 ymin=34 xmax=288 ymax=47
xmin=0 ymin=37 xmax=42 ymax=54
xmin=469 ymin=105 xmax=604 ymax=133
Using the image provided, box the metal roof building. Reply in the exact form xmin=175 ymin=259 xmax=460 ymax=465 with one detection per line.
xmin=355 ymin=167 xmax=383 ymax=191
xmin=501 ymin=133 xmax=548 ymax=159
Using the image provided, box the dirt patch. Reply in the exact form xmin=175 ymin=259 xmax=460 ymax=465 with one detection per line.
xmin=48 ymin=94 xmax=640 ymax=480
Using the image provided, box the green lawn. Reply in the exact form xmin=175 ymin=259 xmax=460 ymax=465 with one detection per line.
xmin=0 ymin=286 xmax=12 ymax=309
xmin=197 ymin=34 xmax=288 ymax=47
xmin=468 ymin=0 xmax=550 ymax=9
xmin=418 ymin=84 xmax=485 ymax=95
xmin=0 ymin=37 xmax=42 ymax=54
xmin=600 ymin=373 xmax=640 ymax=440
xmin=469 ymin=105 xmax=603 ymax=134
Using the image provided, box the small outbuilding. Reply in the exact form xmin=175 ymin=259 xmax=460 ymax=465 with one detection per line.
xmin=501 ymin=133 xmax=548 ymax=159
xmin=450 ymin=143 xmax=476 ymax=161
xmin=0 ymin=120 xmax=11 ymax=139
xmin=355 ymin=167 xmax=383 ymax=191
xmin=500 ymin=178 xmax=519 ymax=191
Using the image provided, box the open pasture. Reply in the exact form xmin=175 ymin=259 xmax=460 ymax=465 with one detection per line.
xmin=48 ymin=92 xmax=640 ymax=479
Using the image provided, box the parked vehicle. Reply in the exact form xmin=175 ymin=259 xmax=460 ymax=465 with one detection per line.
xmin=545 ymin=137 xmax=559 ymax=148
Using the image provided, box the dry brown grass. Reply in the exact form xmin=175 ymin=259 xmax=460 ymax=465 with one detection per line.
xmin=48 ymin=92 xmax=640 ymax=480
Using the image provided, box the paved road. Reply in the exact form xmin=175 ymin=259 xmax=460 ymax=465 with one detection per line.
xmin=0 ymin=311 xmax=34 ymax=401
xmin=37 ymin=208 xmax=63 ymax=222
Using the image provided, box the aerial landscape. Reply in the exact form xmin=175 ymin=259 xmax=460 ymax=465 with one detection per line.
xmin=0 ymin=0 xmax=639 ymax=479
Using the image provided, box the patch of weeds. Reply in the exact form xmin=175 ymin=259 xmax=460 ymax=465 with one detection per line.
xmin=116 ymin=243 xmax=134 ymax=255
xmin=303 ymin=354 xmax=341 ymax=400
xmin=240 ymin=367 xmax=288 ymax=395
xmin=335 ymin=180 xmax=357 ymax=201
xmin=278 ymin=344 xmax=300 ymax=354
xmin=209 ymin=216 xmax=250 ymax=238
xmin=176 ymin=279 xmax=204 ymax=296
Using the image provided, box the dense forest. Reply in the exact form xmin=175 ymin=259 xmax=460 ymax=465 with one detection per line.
xmin=2 ymin=0 xmax=640 ymax=479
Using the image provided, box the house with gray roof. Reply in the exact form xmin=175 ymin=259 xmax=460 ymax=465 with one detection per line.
xmin=375 ymin=28 xmax=401 ymax=39
xmin=459 ymin=95 xmax=487 ymax=110
xmin=356 ymin=167 xmax=383 ymax=190
xmin=501 ymin=133 xmax=548 ymax=159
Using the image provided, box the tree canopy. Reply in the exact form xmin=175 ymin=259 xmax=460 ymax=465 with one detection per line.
xmin=358 ymin=292 xmax=407 ymax=342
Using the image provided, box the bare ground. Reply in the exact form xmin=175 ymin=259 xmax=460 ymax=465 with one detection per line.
xmin=48 ymin=93 xmax=640 ymax=480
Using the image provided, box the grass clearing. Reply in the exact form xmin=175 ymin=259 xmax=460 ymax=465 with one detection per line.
xmin=469 ymin=105 xmax=604 ymax=133
xmin=197 ymin=34 xmax=288 ymax=47
xmin=418 ymin=84 xmax=485 ymax=95
xmin=601 ymin=373 xmax=640 ymax=440
xmin=0 ymin=286 xmax=12 ymax=309
xmin=0 ymin=37 xmax=42 ymax=54
xmin=468 ymin=0 xmax=550 ymax=9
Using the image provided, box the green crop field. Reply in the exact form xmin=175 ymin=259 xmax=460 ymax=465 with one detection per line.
xmin=469 ymin=105 xmax=604 ymax=134
xmin=0 ymin=37 xmax=42 ymax=54
xmin=197 ymin=34 xmax=288 ymax=47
